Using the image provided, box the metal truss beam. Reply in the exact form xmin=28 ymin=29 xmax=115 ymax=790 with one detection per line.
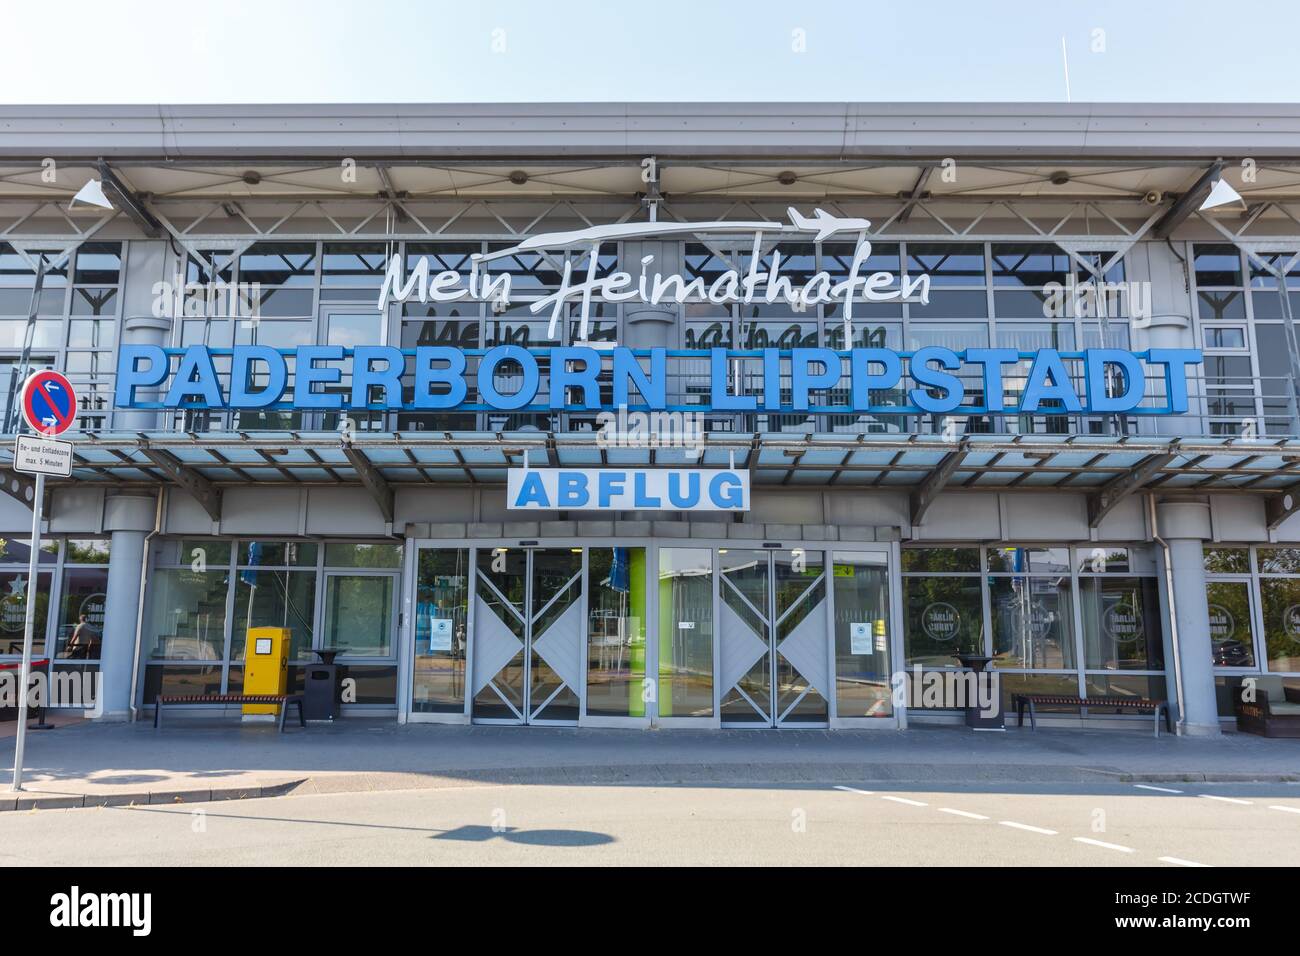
xmin=140 ymin=448 xmax=222 ymax=521
xmin=896 ymin=167 xmax=934 ymax=224
xmin=909 ymin=441 xmax=968 ymax=527
xmin=340 ymin=444 xmax=394 ymax=523
xmin=96 ymin=161 xmax=162 ymax=238
xmin=1152 ymin=162 xmax=1223 ymax=239
xmin=1087 ymin=452 xmax=1177 ymax=528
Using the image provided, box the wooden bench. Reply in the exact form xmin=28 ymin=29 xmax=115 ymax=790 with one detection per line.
xmin=1013 ymin=693 xmax=1171 ymax=738
xmin=154 ymin=694 xmax=305 ymax=732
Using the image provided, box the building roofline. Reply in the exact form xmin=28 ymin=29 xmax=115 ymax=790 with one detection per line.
xmin=3 ymin=102 xmax=1300 ymax=162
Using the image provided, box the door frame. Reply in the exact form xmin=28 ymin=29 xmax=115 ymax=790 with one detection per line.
xmin=400 ymin=536 xmax=905 ymax=730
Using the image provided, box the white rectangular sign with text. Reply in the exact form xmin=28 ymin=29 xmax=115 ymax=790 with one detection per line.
xmin=507 ymin=467 xmax=749 ymax=512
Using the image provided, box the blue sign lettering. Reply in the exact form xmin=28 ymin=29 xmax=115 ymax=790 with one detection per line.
xmin=112 ymin=345 xmax=1204 ymax=417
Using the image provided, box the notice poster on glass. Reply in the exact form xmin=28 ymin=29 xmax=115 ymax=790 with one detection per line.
xmin=428 ymin=617 xmax=453 ymax=652
xmin=850 ymin=622 xmax=873 ymax=655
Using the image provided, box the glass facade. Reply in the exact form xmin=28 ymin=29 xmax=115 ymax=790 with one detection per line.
xmin=142 ymin=538 xmax=402 ymax=705
xmin=903 ymin=544 xmax=1166 ymax=712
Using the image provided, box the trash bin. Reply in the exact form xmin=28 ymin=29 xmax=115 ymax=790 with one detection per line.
xmin=953 ymin=653 xmax=1005 ymax=731
xmin=303 ymin=649 xmax=343 ymax=721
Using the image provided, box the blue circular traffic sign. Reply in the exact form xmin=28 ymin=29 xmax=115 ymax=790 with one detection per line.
xmin=21 ymin=370 xmax=77 ymax=436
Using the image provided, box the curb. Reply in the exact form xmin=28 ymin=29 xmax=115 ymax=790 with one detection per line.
xmin=5 ymin=762 xmax=1299 ymax=810
xmin=2 ymin=779 xmax=306 ymax=812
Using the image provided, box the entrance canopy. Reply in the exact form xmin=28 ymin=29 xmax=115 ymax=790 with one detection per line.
xmin=7 ymin=431 xmax=1300 ymax=530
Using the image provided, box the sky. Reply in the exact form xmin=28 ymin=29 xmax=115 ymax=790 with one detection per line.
xmin=1 ymin=0 xmax=1297 ymax=104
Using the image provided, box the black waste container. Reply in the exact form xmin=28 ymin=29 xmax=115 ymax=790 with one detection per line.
xmin=303 ymin=649 xmax=343 ymax=721
xmin=953 ymin=653 xmax=1005 ymax=731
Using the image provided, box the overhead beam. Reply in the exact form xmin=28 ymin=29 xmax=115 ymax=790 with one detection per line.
xmin=1265 ymin=483 xmax=1300 ymax=530
xmin=896 ymin=166 xmax=934 ymax=224
xmin=341 ymin=445 xmax=394 ymax=524
xmin=374 ymin=165 xmax=409 ymax=222
xmin=1087 ymin=453 xmax=1176 ymax=528
xmin=96 ymin=160 xmax=162 ymax=237
xmin=909 ymin=442 xmax=968 ymax=527
xmin=0 ymin=469 xmax=38 ymax=509
xmin=140 ymin=449 xmax=221 ymax=521
xmin=1152 ymin=161 xmax=1222 ymax=239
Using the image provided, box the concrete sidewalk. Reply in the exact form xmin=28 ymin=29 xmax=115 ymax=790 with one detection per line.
xmin=2 ymin=719 xmax=1299 ymax=811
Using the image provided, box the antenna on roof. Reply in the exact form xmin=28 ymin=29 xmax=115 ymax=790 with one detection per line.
xmin=1061 ymin=36 xmax=1072 ymax=103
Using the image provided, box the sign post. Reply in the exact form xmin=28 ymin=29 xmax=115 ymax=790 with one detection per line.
xmin=9 ymin=369 xmax=76 ymax=792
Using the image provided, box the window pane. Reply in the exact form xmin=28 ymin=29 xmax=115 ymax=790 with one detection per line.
xmin=904 ymin=574 xmax=982 ymax=664
xmin=907 ymin=243 xmax=985 ymax=286
xmin=73 ymin=242 xmax=122 ymax=285
xmin=1193 ymin=244 xmax=1242 ymax=286
xmin=987 ymin=546 xmax=1070 ymax=574
xmin=1259 ymin=547 xmax=1300 ymax=574
xmin=1207 ymin=581 xmax=1255 ymax=667
xmin=233 ymin=569 xmax=317 ymax=661
xmin=1080 ymin=577 xmax=1164 ymax=670
xmin=239 ymin=243 xmax=316 ymax=286
xmin=324 ymin=543 xmax=402 ymax=569
xmin=657 ymin=548 xmax=713 ymax=717
xmin=1204 ymin=547 xmax=1250 ymax=574
xmin=56 ymin=568 xmax=107 ymax=660
xmin=413 ymin=548 xmax=469 ymax=713
xmin=833 ymin=552 xmax=892 ymax=718
xmin=0 ymin=538 xmax=58 ymax=565
xmin=323 ymin=574 xmax=393 ymax=656
xmin=144 ymin=568 xmax=229 ymax=661
xmin=321 ymin=243 xmax=388 ymax=288
xmin=990 ymin=575 xmax=1075 ymax=669
xmin=902 ymin=548 xmax=979 ymax=573
xmin=586 ymin=547 xmax=647 ymax=718
xmin=1204 ymin=327 xmax=1246 ymax=349
xmin=238 ymin=541 xmax=318 ymax=567
xmin=69 ymin=288 xmax=117 ymax=318
xmin=1260 ymin=578 xmax=1300 ymax=672
xmin=65 ymin=539 xmax=110 ymax=564
xmin=0 ymin=570 xmax=52 ymax=656
xmin=175 ymin=540 xmax=232 ymax=568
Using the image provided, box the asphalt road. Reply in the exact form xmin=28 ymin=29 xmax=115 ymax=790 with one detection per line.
xmin=2 ymin=780 xmax=1298 ymax=866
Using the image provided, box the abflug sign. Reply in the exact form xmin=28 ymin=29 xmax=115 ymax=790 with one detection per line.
xmin=112 ymin=210 xmax=1202 ymax=416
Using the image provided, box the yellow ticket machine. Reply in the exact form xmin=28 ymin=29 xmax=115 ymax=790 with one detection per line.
xmin=243 ymin=626 xmax=290 ymax=716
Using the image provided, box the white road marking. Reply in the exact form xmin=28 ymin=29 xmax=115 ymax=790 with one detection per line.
xmin=937 ymin=807 xmax=989 ymax=820
xmin=999 ymin=821 xmax=1058 ymax=835
xmin=1134 ymin=784 xmax=1183 ymax=794
xmin=833 ymin=786 xmax=875 ymax=795
xmin=880 ymin=795 xmax=928 ymax=807
xmin=1073 ymin=837 xmax=1135 ymax=853
xmin=1160 ymin=856 xmax=1210 ymax=867
xmin=1199 ymin=794 xmax=1253 ymax=805
xmin=1268 ymin=804 xmax=1300 ymax=815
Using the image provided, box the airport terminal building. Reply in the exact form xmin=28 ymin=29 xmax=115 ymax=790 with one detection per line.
xmin=1 ymin=102 xmax=1299 ymax=733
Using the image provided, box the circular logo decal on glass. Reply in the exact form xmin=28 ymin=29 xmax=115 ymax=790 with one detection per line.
xmin=1207 ymin=604 xmax=1235 ymax=641
xmin=1102 ymin=602 xmax=1142 ymax=642
xmin=1011 ymin=600 xmax=1054 ymax=640
xmin=1283 ymin=604 xmax=1300 ymax=639
xmin=921 ymin=602 xmax=961 ymax=641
